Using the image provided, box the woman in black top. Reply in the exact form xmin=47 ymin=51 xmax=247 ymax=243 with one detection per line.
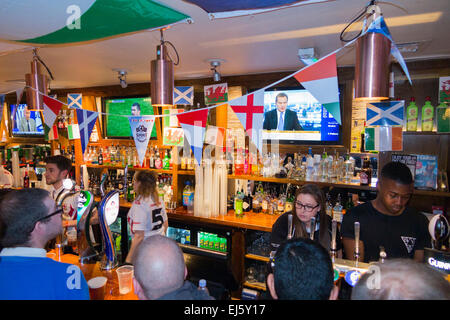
xmin=270 ymin=184 xmax=342 ymax=256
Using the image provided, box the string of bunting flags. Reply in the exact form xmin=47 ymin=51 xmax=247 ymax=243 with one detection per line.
xmin=0 ymin=15 xmax=411 ymax=167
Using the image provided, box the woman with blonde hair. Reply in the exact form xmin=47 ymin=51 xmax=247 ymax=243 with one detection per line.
xmin=125 ymin=171 xmax=168 ymax=264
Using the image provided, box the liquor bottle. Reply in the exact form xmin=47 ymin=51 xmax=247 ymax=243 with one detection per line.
xmin=360 ymin=157 xmax=372 ymax=186
xmin=285 ymin=191 xmax=294 ymax=213
xmin=234 ymin=148 xmax=244 ymax=175
xmin=243 ymin=147 xmax=249 ymax=175
xmin=155 ymin=147 xmax=162 ymax=169
xmin=23 ymin=169 xmax=30 ymax=188
xmin=306 ymin=148 xmax=314 ymax=181
xmin=162 ymin=150 xmax=170 ymax=170
xmin=406 ymin=97 xmax=419 ymax=131
xmin=98 ymin=148 xmax=103 ymax=165
xmin=332 ymin=194 xmax=343 ymax=223
xmin=127 ymin=179 xmax=135 ymax=202
xmin=344 ymin=192 xmax=354 ymax=215
xmin=344 ymin=155 xmax=353 ymax=183
xmin=243 ymin=185 xmax=252 ymax=213
xmin=421 ymin=96 xmax=434 ymax=132
xmin=234 ymin=189 xmax=244 ymax=217
xmin=180 ymin=152 xmax=187 ymax=170
xmin=187 ymin=151 xmax=195 ymax=170
xmin=325 ymin=193 xmax=333 ymax=217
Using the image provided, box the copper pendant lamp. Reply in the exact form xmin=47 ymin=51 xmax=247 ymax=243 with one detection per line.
xmin=354 ymin=5 xmax=390 ymax=101
xmin=150 ymin=29 xmax=174 ymax=106
xmin=25 ymin=49 xmax=49 ymax=110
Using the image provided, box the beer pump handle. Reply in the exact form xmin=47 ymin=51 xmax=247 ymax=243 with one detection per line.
xmin=287 ymin=213 xmax=293 ymax=240
xmin=354 ymin=221 xmax=360 ymax=264
xmin=310 ymin=217 xmax=316 ymax=241
xmin=330 ymin=220 xmax=337 ymax=261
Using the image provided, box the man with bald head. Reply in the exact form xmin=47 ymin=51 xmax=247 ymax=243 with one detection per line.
xmin=132 ymin=235 xmax=214 ymax=300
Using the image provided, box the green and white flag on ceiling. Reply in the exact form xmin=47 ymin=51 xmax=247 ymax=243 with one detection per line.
xmin=0 ymin=0 xmax=191 ymax=45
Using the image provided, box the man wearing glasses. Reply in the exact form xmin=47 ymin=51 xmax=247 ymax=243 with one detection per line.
xmin=0 ymin=188 xmax=89 ymax=299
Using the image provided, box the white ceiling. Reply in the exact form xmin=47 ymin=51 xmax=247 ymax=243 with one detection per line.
xmin=0 ymin=0 xmax=449 ymax=94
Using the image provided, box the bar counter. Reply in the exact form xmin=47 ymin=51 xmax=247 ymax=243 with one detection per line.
xmin=46 ymin=250 xmax=138 ymax=300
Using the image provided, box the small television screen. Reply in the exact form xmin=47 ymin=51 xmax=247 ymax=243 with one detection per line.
xmin=262 ymin=89 xmax=341 ymax=144
xmin=10 ymin=104 xmax=44 ymax=136
xmin=103 ymin=96 xmax=157 ymax=138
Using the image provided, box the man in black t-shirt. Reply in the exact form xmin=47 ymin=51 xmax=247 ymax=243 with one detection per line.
xmin=341 ymin=162 xmax=430 ymax=263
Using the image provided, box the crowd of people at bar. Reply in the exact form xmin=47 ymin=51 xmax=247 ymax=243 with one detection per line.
xmin=0 ymin=157 xmax=448 ymax=300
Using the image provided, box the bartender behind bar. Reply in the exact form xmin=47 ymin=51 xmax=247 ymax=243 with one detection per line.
xmin=341 ymin=161 xmax=431 ymax=263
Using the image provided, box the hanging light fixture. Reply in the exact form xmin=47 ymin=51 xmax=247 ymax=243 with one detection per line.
xmin=354 ymin=3 xmax=390 ymax=101
xmin=210 ymin=60 xmax=221 ymax=82
xmin=25 ymin=48 xmax=52 ymax=110
xmin=150 ymin=29 xmax=176 ymax=106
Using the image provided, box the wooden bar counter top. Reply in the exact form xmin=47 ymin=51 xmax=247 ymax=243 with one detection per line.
xmin=46 ymin=250 xmax=138 ymax=300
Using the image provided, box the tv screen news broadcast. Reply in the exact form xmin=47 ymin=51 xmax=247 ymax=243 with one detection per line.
xmin=10 ymin=104 xmax=44 ymax=136
xmin=103 ymin=96 xmax=157 ymax=138
xmin=262 ymin=89 xmax=341 ymax=144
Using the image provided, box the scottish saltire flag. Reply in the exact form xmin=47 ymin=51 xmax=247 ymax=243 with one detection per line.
xmin=129 ymin=116 xmax=155 ymax=166
xmin=1 ymin=0 xmax=191 ymax=45
xmin=366 ymin=101 xmax=404 ymax=126
xmin=229 ymin=90 xmax=265 ymax=153
xmin=293 ymin=53 xmax=341 ymax=124
xmin=176 ymin=109 xmax=209 ymax=166
xmin=185 ymin=0 xmax=330 ymax=19
xmin=364 ymin=15 xmax=411 ymax=85
xmin=174 ymin=86 xmax=194 ymax=105
xmin=68 ymin=94 xmax=82 ymax=109
xmin=76 ymin=108 xmax=98 ymax=155
xmin=43 ymin=95 xmax=63 ymax=129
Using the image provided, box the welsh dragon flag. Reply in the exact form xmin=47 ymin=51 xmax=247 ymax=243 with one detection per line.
xmin=293 ymin=53 xmax=341 ymax=125
xmin=176 ymin=109 xmax=209 ymax=166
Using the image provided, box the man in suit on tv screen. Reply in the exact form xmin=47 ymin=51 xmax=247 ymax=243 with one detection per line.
xmin=18 ymin=108 xmax=37 ymax=133
xmin=263 ymin=92 xmax=303 ymax=131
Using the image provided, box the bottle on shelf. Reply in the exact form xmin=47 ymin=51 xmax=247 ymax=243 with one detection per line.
xmin=162 ymin=150 xmax=170 ymax=170
xmin=344 ymin=192 xmax=354 ymax=215
xmin=154 ymin=147 xmax=162 ymax=169
xmin=243 ymin=184 xmax=252 ymax=213
xmin=98 ymin=148 xmax=103 ymax=165
xmin=234 ymin=189 xmax=244 ymax=217
xmin=406 ymin=97 xmax=419 ymax=131
xmin=23 ymin=168 xmax=30 ymax=188
xmin=421 ymin=96 xmax=434 ymax=132
xmin=360 ymin=157 xmax=372 ymax=186
xmin=234 ymin=148 xmax=244 ymax=175
xmin=182 ymin=181 xmax=194 ymax=212
xmin=325 ymin=193 xmax=333 ymax=217
xmin=332 ymin=194 xmax=343 ymax=223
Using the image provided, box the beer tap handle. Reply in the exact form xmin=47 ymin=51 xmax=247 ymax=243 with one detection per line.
xmin=354 ymin=221 xmax=360 ymax=265
xmin=310 ymin=217 xmax=316 ymax=241
xmin=330 ymin=220 xmax=337 ymax=262
xmin=379 ymin=246 xmax=386 ymax=263
xmin=99 ymin=173 xmax=108 ymax=198
xmin=287 ymin=213 xmax=293 ymax=240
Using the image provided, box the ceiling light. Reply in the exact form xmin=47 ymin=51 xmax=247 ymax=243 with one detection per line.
xmin=115 ymin=69 xmax=128 ymax=88
xmin=397 ymin=42 xmax=420 ymax=53
xmin=25 ymin=48 xmax=50 ymax=110
xmin=151 ymin=29 xmax=175 ymax=106
xmin=354 ymin=4 xmax=390 ymax=101
xmin=209 ymin=59 xmax=224 ymax=82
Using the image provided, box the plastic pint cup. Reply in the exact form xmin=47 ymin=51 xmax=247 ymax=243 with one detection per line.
xmin=116 ymin=265 xmax=134 ymax=294
xmin=88 ymin=276 xmax=107 ymax=300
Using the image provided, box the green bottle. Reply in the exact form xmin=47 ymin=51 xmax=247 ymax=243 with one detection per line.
xmin=162 ymin=150 xmax=170 ymax=170
xmin=406 ymin=97 xmax=418 ymax=131
xmin=437 ymin=102 xmax=450 ymax=133
xmin=421 ymin=96 xmax=434 ymax=132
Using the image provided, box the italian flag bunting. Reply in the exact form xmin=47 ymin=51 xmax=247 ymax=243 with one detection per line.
xmin=293 ymin=53 xmax=341 ymax=125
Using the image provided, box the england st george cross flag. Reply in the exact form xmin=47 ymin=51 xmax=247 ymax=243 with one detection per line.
xmin=366 ymin=101 xmax=404 ymax=126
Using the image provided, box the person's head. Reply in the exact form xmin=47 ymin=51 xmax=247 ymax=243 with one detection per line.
xmin=376 ymin=161 xmax=414 ymax=215
xmin=24 ymin=108 xmax=31 ymax=120
xmin=132 ymin=171 xmax=160 ymax=204
xmin=267 ymin=238 xmax=338 ymax=300
xmin=45 ymin=155 xmax=72 ymax=187
xmin=0 ymin=188 xmax=62 ymax=249
xmin=352 ymin=259 xmax=450 ymax=300
xmin=131 ymin=103 xmax=141 ymax=116
xmin=132 ymin=235 xmax=187 ymax=300
xmin=294 ymin=184 xmax=324 ymax=224
xmin=275 ymin=92 xmax=288 ymax=113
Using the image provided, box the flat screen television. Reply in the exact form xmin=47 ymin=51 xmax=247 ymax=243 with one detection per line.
xmin=261 ymin=87 xmax=342 ymax=145
xmin=9 ymin=104 xmax=44 ymax=137
xmin=103 ymin=96 xmax=157 ymax=139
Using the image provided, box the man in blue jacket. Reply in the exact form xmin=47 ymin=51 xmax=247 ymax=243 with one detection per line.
xmin=0 ymin=188 xmax=89 ymax=300
xmin=263 ymin=92 xmax=303 ymax=131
